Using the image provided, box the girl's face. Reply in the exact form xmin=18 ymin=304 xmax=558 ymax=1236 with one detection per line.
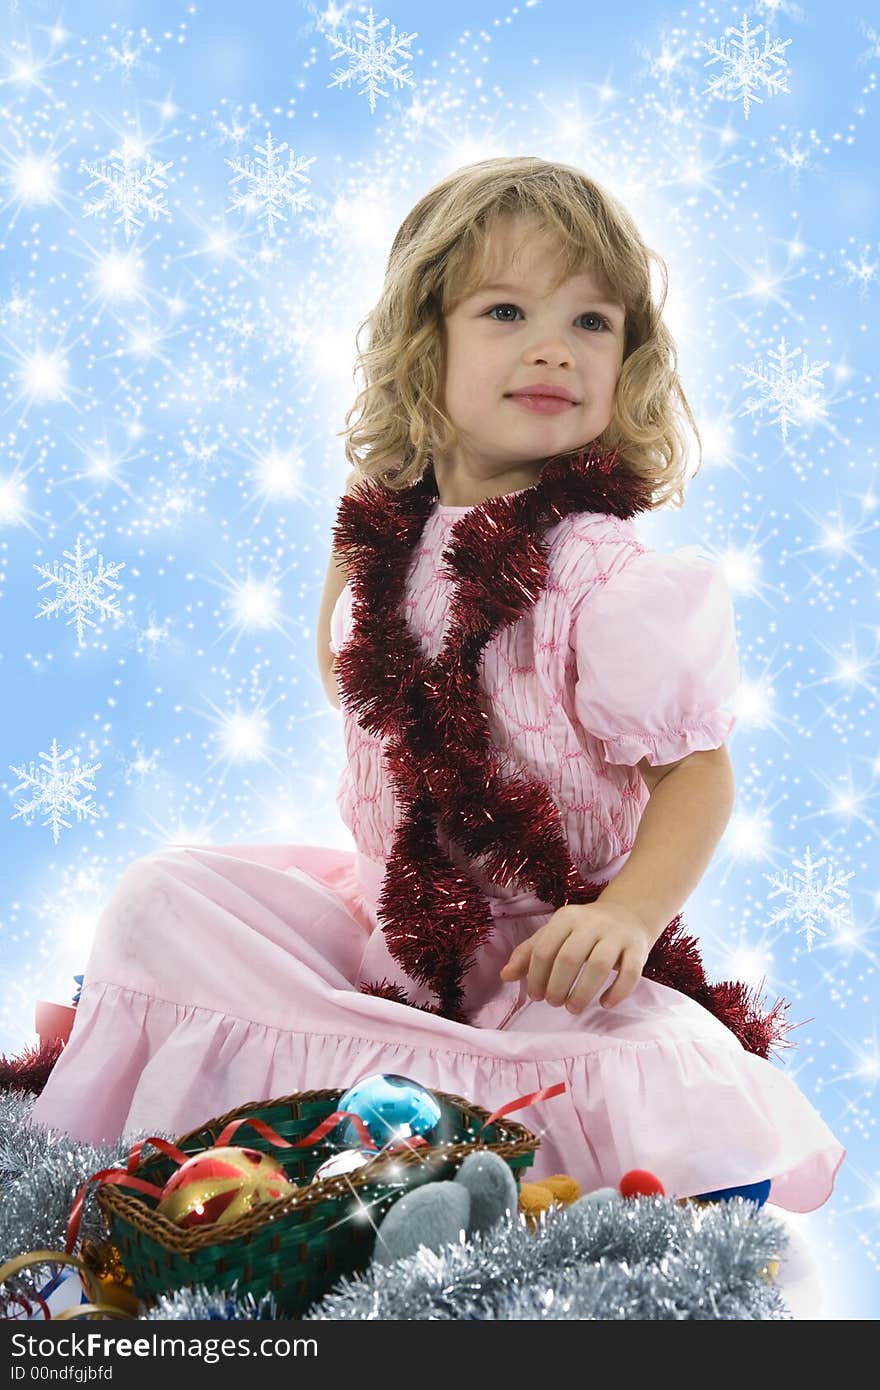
xmin=439 ymin=217 xmax=626 ymax=489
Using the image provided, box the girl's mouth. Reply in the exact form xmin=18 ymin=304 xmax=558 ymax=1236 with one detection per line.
xmin=507 ymin=395 xmax=577 ymax=415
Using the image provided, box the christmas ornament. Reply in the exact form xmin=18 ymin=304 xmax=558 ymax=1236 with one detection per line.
xmin=314 ymin=1145 xmax=372 ymax=1178
xmin=335 ymin=1073 xmax=445 ymax=1149
xmin=79 ymin=1238 xmax=139 ymax=1316
xmin=619 ymin=1169 xmax=666 ymax=1199
xmin=332 ymin=444 xmax=793 ymax=1058
xmin=314 ymin=1148 xmax=374 ymax=1181
xmin=312 ymin=1145 xmax=416 ymax=1183
xmin=156 ymin=1146 xmax=298 ymax=1229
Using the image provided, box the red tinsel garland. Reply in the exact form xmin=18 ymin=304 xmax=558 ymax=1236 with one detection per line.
xmin=331 ymin=441 xmax=793 ymax=1060
xmin=0 ymin=1036 xmax=64 ymax=1096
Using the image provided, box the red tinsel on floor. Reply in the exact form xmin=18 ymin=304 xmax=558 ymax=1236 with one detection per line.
xmin=0 ymin=1037 xmax=64 ymax=1097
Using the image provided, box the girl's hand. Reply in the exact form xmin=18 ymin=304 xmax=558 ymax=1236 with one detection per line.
xmin=499 ymin=902 xmax=655 ymax=1013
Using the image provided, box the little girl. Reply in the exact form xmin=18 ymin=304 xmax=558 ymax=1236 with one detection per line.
xmin=30 ymin=157 xmax=845 ymax=1214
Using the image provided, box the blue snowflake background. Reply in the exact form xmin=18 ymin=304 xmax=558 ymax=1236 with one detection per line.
xmin=0 ymin=0 xmax=877 ymax=1319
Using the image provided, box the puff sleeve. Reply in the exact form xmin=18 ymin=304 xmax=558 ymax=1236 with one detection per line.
xmin=571 ymin=546 xmax=740 ymax=767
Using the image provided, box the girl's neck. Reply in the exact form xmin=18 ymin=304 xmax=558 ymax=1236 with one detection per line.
xmin=428 ymin=451 xmax=547 ymax=509
xmin=434 ymin=486 xmax=532 ymax=513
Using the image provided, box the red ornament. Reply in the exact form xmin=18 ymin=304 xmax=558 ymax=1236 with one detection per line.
xmin=156 ymin=1146 xmax=298 ymax=1229
xmin=619 ymin=1169 xmax=666 ymax=1199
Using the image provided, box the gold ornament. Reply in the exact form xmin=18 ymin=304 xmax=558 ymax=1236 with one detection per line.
xmin=156 ymin=1145 xmax=298 ymax=1228
xmin=79 ymin=1238 xmax=140 ymax=1316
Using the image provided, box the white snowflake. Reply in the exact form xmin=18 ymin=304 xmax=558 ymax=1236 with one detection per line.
xmin=769 ymin=128 xmax=824 ymax=185
xmin=840 ymin=243 xmax=879 ymax=299
xmin=225 ymin=132 xmax=316 ymax=239
xmin=738 ymin=337 xmax=830 ymax=442
xmin=858 ymin=21 xmax=880 ymax=64
xmin=80 ymin=149 xmax=173 ymax=243
xmin=105 ymin=26 xmax=149 ymax=80
xmin=763 ymin=846 xmax=855 ymax=951
xmin=121 ymin=739 xmax=161 ymax=785
xmin=214 ymin=102 xmax=255 ymax=150
xmin=1 ymin=279 xmax=35 ymax=324
xmin=703 ymin=13 xmax=792 ymax=120
xmin=180 ymin=430 xmax=221 ymax=479
xmin=34 ymin=536 xmax=126 ymax=648
xmin=9 ymin=738 xmax=102 ymax=847
xmin=326 ymin=7 xmax=419 ymax=114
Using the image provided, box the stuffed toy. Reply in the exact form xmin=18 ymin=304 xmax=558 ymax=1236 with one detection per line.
xmin=372 ymin=1154 xmax=618 ymax=1265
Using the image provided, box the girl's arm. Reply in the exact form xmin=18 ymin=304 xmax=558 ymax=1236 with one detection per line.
xmin=597 ymin=745 xmax=736 ymax=939
xmin=316 ymin=469 xmax=362 ymax=709
xmin=501 ymin=744 xmax=736 ymax=1010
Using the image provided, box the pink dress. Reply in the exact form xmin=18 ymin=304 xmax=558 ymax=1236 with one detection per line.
xmin=30 ymin=501 xmax=846 ymax=1211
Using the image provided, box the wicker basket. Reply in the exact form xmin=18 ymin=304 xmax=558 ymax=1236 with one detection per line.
xmin=97 ymin=1086 xmax=539 ymax=1317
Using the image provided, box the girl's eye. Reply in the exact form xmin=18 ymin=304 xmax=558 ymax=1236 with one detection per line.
xmin=485 ymin=303 xmax=610 ymax=332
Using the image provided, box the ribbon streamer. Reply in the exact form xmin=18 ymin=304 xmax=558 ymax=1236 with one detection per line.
xmin=480 ymin=1080 xmax=566 ymax=1131
xmin=0 ymin=1250 xmax=131 ymax=1322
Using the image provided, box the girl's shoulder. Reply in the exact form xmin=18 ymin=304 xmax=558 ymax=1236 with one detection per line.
xmin=551 ymin=508 xmax=643 ymax=544
xmin=549 ymin=510 xmax=647 ymax=592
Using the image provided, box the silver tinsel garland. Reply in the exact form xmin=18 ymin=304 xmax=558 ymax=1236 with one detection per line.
xmin=0 ymin=1090 xmax=172 ymax=1304
xmin=140 ymin=1285 xmax=281 ymax=1320
xmin=1 ymin=1091 xmax=792 ymax=1320
xmin=302 ymin=1197 xmax=793 ymax=1320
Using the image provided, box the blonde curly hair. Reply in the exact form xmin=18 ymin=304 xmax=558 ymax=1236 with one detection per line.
xmin=337 ymin=156 xmax=701 ymax=511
